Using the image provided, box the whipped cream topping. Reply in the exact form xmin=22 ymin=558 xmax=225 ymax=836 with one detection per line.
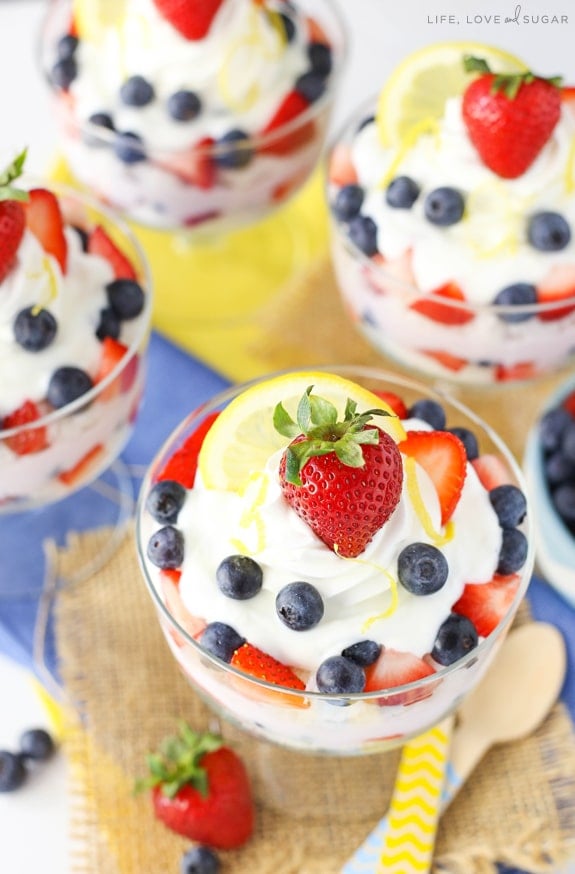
xmin=350 ymin=97 xmax=575 ymax=300
xmin=174 ymin=421 xmax=502 ymax=673
xmin=71 ymin=0 xmax=311 ymax=151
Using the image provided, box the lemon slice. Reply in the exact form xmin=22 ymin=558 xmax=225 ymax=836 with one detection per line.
xmin=198 ymin=371 xmax=406 ymax=491
xmin=73 ymin=0 xmax=127 ymax=43
xmin=376 ymin=41 xmax=527 ymax=147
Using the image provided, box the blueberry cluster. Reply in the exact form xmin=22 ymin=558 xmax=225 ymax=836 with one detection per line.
xmin=539 ymin=396 xmax=575 ymax=535
xmin=50 ymin=16 xmax=332 ymax=168
xmin=12 ymin=272 xmax=144 ymax=410
xmin=0 ymin=728 xmax=55 ymax=793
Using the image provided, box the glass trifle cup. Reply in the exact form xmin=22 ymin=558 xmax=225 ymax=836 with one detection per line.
xmin=136 ymin=366 xmax=533 ymax=814
xmin=0 ymin=169 xmax=152 ymax=596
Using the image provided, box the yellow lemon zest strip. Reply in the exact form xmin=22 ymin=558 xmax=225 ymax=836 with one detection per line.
xmin=404 ymin=456 xmax=454 ymax=547
xmin=333 ymin=544 xmax=399 ymax=628
xmin=230 ymin=471 xmax=269 ymax=555
xmin=261 ymin=9 xmax=287 ymax=58
xmin=31 ymin=256 xmax=59 ymax=316
xmin=378 ymin=117 xmax=439 ymax=189
xmin=564 ymin=135 xmax=575 ymax=194
xmin=218 ymin=6 xmax=275 ymax=111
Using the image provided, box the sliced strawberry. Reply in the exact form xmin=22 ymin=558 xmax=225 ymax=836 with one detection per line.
xmin=410 ymin=281 xmax=475 ymax=325
xmin=452 ymin=573 xmax=521 ymax=637
xmin=87 ymin=225 xmax=137 ymax=279
xmin=2 ymin=400 xmax=49 ymax=455
xmin=94 ymin=337 xmax=128 ymax=401
xmin=328 ymin=142 xmax=358 ymax=186
xmin=23 ymin=188 xmax=67 ymax=274
xmin=420 ymin=349 xmax=469 ymax=373
xmin=160 ymin=570 xmax=206 ymax=647
xmin=305 ymin=14 xmax=330 ymax=44
xmin=373 ymin=390 xmax=408 ymax=419
xmin=561 ymin=85 xmax=575 ymax=119
xmin=366 ymin=250 xmax=415 ymax=295
xmin=399 ymin=429 xmax=467 ymax=525
xmin=260 ymin=91 xmax=315 ymax=156
xmin=364 ymin=648 xmax=436 ymax=706
xmin=536 ymin=263 xmax=575 ymax=321
xmin=471 ymin=453 xmax=513 ymax=490
xmin=152 ymin=0 xmax=224 ymax=40
xmin=563 ymin=390 xmax=575 ymax=418
xmin=230 ymin=642 xmax=308 ymax=708
xmin=156 ymin=412 xmax=219 ymax=488
xmin=495 ymin=361 xmax=538 ymax=382
xmin=58 ymin=444 xmax=104 ymax=486
xmin=158 ymin=137 xmax=217 ymax=190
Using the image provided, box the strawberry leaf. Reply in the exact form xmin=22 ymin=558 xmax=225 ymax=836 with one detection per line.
xmin=273 ymin=401 xmax=300 ymax=438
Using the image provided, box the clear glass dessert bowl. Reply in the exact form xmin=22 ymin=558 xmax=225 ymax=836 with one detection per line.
xmin=0 ymin=180 xmax=152 ymax=597
xmin=327 ymin=96 xmax=575 ymax=390
xmin=136 ymin=366 xmax=534 ymax=757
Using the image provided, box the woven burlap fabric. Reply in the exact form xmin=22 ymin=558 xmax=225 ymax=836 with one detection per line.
xmin=53 ymin=527 xmax=575 ymax=874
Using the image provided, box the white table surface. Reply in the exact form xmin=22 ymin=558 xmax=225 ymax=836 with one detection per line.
xmin=2 ymin=1 xmax=575 ymax=872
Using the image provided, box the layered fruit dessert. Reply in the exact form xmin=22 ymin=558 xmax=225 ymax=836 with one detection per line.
xmin=42 ymin=0 xmax=344 ymax=231
xmin=328 ymin=42 xmax=575 ymax=384
xmin=0 ymin=151 xmax=151 ymax=510
xmin=137 ymin=369 xmax=532 ymax=752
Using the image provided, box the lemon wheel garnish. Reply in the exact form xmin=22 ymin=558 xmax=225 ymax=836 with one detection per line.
xmin=376 ymin=41 xmax=527 ymax=147
xmin=73 ymin=0 xmax=127 ymax=42
xmin=198 ymin=371 xmax=406 ymax=492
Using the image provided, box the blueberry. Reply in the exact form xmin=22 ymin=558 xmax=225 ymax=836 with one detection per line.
xmin=276 ymin=581 xmax=324 ymax=630
xmin=216 ymin=555 xmax=263 ymax=600
xmin=539 ymin=406 xmax=573 ymax=453
xmin=385 ymin=175 xmax=420 ymax=209
xmin=544 ymin=449 xmax=575 ymax=486
xmin=146 ymin=525 xmax=184 ymax=569
xmin=357 ymin=114 xmax=375 ymax=132
xmin=114 ymin=131 xmax=146 ymax=164
xmin=214 ymin=129 xmax=254 ymax=169
xmin=146 ymin=480 xmax=187 ymax=524
xmin=84 ymin=112 xmax=115 ymax=146
xmin=447 ymin=426 xmax=479 ymax=461
xmin=19 ymin=728 xmax=55 ymax=761
xmin=295 ymin=71 xmax=326 ymax=102
xmin=431 ymin=613 xmax=478 ymax=666
xmin=0 ymin=751 xmax=26 ymax=793
xmin=13 ymin=306 xmax=58 ymax=352
xmin=167 ymin=90 xmax=202 ymax=122
xmin=279 ymin=12 xmax=296 ymax=42
xmin=88 ymin=111 xmax=115 ymax=131
xmin=397 ymin=542 xmax=449 ymax=595
xmin=50 ymin=57 xmax=77 ymax=90
xmin=497 ymin=528 xmax=528 ymax=574
xmin=341 ymin=639 xmax=382 ymax=667
xmin=316 ymin=655 xmax=366 ymax=694
xmin=528 ymin=211 xmax=571 ymax=251
xmin=56 ymin=34 xmax=78 ymax=61
xmin=553 ymin=483 xmax=575 ymax=532
xmin=73 ymin=225 xmax=90 ymax=251
xmin=95 ymin=306 xmax=121 ymax=341
xmin=199 ymin=622 xmax=245 ymax=663
xmin=106 ymin=278 xmax=145 ymax=320
xmin=333 ymin=184 xmax=364 ymax=221
xmin=424 ymin=187 xmax=465 ymax=226
xmin=120 ymin=74 xmax=155 ymax=107
xmin=47 ymin=366 xmax=93 ymax=409
xmin=493 ymin=283 xmax=537 ymax=323
xmin=489 ymin=484 xmax=527 ymax=528
xmin=348 ymin=215 xmax=378 ymax=256
xmin=308 ymin=42 xmax=332 ymax=77
xmin=562 ymin=420 xmax=575 ymax=463
xmin=181 ymin=845 xmax=221 ymax=874
xmin=409 ymin=398 xmax=446 ymax=430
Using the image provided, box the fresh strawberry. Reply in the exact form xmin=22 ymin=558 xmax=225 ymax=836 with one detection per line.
xmin=94 ymin=337 xmax=128 ymax=401
xmin=159 ymin=137 xmax=217 ymax=190
xmin=471 ymin=453 xmax=513 ymax=490
xmin=87 ymin=225 xmax=137 ymax=279
xmin=0 ymin=150 xmax=29 ymax=283
xmin=461 ymin=56 xmax=562 ymax=178
xmin=536 ymin=263 xmax=575 ymax=321
xmin=230 ymin=642 xmax=307 ymax=706
xmin=275 ymin=386 xmax=403 ymax=558
xmin=364 ymin=648 xmax=436 ymax=706
xmin=373 ymin=390 xmax=408 ymax=419
xmin=398 ymin=429 xmax=467 ymax=525
xmin=561 ymin=85 xmax=575 ymax=119
xmin=137 ymin=723 xmax=254 ymax=849
xmin=260 ymin=90 xmax=315 ymax=156
xmin=57 ymin=444 xmax=104 ymax=486
xmin=152 ymin=0 xmax=224 ymax=40
xmin=156 ymin=412 xmax=219 ymax=488
xmin=328 ymin=142 xmax=358 ymax=186
xmin=420 ymin=349 xmax=469 ymax=373
xmin=410 ymin=281 xmax=475 ymax=325
xmin=494 ymin=361 xmax=538 ymax=382
xmin=23 ymin=188 xmax=68 ymax=274
xmin=2 ymin=400 xmax=48 ymax=455
xmin=563 ymin=390 xmax=575 ymax=418
xmin=452 ymin=573 xmax=521 ymax=637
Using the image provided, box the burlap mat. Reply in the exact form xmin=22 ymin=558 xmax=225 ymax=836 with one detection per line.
xmin=51 ymin=526 xmax=575 ymax=874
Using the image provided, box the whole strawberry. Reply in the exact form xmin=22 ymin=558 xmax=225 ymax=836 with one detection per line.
xmin=136 ymin=723 xmax=254 ymax=849
xmin=461 ymin=56 xmax=562 ymax=178
xmin=0 ymin=149 xmax=28 ymax=284
xmin=152 ymin=0 xmax=224 ymax=40
xmin=274 ymin=387 xmax=403 ymax=558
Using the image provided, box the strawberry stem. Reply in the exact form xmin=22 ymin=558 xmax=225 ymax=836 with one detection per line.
xmin=0 ymin=148 xmax=29 ymax=203
xmin=463 ymin=55 xmax=562 ymax=99
xmin=135 ymin=722 xmax=223 ymax=799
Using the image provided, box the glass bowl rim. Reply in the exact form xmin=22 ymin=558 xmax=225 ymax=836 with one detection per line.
xmin=135 ymin=364 xmax=535 ymax=704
